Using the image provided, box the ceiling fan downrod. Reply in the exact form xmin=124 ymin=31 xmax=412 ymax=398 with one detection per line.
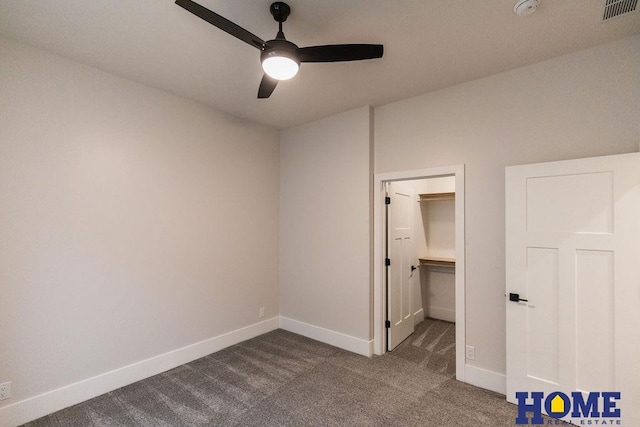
xmin=271 ymin=2 xmax=290 ymax=39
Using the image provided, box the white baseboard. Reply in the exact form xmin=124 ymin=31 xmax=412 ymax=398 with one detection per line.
xmin=279 ymin=316 xmax=373 ymax=357
xmin=0 ymin=317 xmax=279 ymax=427
xmin=5 ymin=316 xmax=506 ymax=427
xmin=425 ymin=306 xmax=455 ymax=323
xmin=413 ymin=308 xmax=425 ymax=325
xmin=464 ymin=364 xmax=506 ymax=395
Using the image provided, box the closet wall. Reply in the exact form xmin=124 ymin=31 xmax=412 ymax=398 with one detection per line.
xmin=406 ymin=177 xmax=456 ymax=324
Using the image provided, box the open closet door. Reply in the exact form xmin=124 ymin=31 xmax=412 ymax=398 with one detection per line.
xmin=505 ymin=153 xmax=640 ymax=425
xmin=386 ymin=182 xmax=415 ymax=350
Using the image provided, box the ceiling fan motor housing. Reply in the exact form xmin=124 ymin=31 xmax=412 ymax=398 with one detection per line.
xmin=270 ymin=2 xmax=291 ymax=22
xmin=261 ymin=39 xmax=299 ymax=63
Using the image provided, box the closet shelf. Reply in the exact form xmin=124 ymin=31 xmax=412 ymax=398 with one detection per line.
xmin=419 ymin=256 xmax=456 ymax=268
xmin=418 ymin=192 xmax=455 ymax=202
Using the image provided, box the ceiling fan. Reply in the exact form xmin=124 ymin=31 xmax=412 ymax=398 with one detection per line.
xmin=175 ymin=0 xmax=384 ymax=99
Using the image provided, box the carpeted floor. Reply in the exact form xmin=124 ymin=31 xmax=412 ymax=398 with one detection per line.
xmin=391 ymin=318 xmax=456 ymax=377
xmin=24 ymin=319 xmax=520 ymax=426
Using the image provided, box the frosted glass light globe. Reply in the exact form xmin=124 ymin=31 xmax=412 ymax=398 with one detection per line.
xmin=262 ymin=56 xmax=299 ymax=80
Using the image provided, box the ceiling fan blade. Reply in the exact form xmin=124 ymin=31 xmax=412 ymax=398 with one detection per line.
xmin=297 ymin=44 xmax=383 ymax=63
xmin=258 ymin=74 xmax=278 ymax=99
xmin=175 ymin=0 xmax=264 ymax=49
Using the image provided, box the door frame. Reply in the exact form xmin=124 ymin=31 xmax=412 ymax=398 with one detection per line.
xmin=373 ymin=165 xmax=466 ymax=382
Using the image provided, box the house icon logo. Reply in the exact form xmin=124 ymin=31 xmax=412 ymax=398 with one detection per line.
xmin=515 ymin=391 xmax=621 ymax=425
xmin=549 ymin=394 xmax=565 ymax=415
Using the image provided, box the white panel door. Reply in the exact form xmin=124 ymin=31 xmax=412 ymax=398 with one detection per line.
xmin=506 ymin=152 xmax=640 ymax=424
xmin=387 ymin=182 xmax=415 ymax=350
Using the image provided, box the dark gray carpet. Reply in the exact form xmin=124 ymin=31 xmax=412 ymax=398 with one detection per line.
xmin=391 ymin=318 xmax=456 ymax=377
xmin=24 ymin=320 xmax=521 ymax=426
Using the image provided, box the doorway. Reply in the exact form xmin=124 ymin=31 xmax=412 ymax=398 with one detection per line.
xmin=373 ymin=165 xmax=466 ymax=383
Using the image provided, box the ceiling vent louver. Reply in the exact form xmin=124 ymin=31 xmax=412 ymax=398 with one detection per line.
xmin=602 ymin=0 xmax=638 ymax=20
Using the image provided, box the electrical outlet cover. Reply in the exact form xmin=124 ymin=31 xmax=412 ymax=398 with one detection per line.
xmin=465 ymin=345 xmax=475 ymax=361
xmin=0 ymin=382 xmax=10 ymax=400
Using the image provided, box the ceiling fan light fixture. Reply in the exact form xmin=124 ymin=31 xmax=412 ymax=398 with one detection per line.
xmin=261 ymin=40 xmax=300 ymax=80
xmin=262 ymin=54 xmax=299 ymax=80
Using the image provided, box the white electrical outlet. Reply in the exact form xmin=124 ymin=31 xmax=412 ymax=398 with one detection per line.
xmin=259 ymin=307 xmax=265 ymax=318
xmin=465 ymin=345 xmax=475 ymax=361
xmin=0 ymin=382 xmax=11 ymax=401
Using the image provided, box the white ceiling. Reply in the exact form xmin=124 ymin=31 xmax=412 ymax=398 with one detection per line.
xmin=1 ymin=0 xmax=639 ymax=129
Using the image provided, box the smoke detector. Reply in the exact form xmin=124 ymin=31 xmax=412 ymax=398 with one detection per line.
xmin=514 ymin=0 xmax=540 ymax=16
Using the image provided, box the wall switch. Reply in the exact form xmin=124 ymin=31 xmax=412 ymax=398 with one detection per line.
xmin=0 ymin=382 xmax=11 ymax=401
xmin=465 ymin=345 xmax=475 ymax=361
xmin=259 ymin=307 xmax=265 ymax=318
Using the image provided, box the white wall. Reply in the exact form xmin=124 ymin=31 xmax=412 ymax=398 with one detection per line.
xmin=0 ymin=38 xmax=280 ymax=420
xmin=413 ymin=176 xmax=455 ymax=259
xmin=374 ymin=35 xmax=640 ymax=376
xmin=279 ymin=107 xmax=372 ymax=351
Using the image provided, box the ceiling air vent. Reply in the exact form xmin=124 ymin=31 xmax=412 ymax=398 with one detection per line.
xmin=602 ymin=0 xmax=638 ymax=20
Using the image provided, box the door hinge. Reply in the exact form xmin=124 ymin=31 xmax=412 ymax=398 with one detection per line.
xmin=385 ymin=258 xmax=391 ymax=266
xmin=385 ymin=320 xmax=391 ymax=328
xmin=385 ymin=196 xmax=391 ymax=205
